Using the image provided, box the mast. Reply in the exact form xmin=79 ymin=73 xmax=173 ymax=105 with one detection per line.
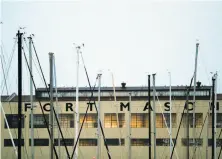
xmin=128 ymin=93 xmax=132 ymax=159
xmin=97 ymin=74 xmax=102 ymax=159
xmin=211 ymin=76 xmax=215 ymax=159
xmin=192 ymin=43 xmax=199 ymax=158
xmin=17 ymin=30 xmax=23 ymax=159
xmin=206 ymin=88 xmax=212 ymax=159
xmin=152 ymin=74 xmax=156 ymax=159
xmin=28 ymin=36 xmax=34 ymax=159
xmin=75 ymin=46 xmax=80 ymax=159
xmin=148 ymin=75 xmax=151 ymax=159
xmin=186 ymin=88 xmax=190 ymax=159
xmin=214 ymin=73 xmax=217 ymax=159
xmin=169 ymin=72 xmax=172 ymax=157
xmin=49 ymin=52 xmax=54 ymax=159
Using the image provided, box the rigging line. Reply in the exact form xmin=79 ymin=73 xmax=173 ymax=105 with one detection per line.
xmin=1 ymin=38 xmax=17 ymax=94
xmin=170 ymin=76 xmax=194 ymax=159
xmin=31 ymin=40 xmax=71 ymax=158
xmin=70 ymin=76 xmax=99 ymax=159
xmin=156 ymin=95 xmax=179 ymax=159
xmin=23 ymin=37 xmax=44 ymax=84
xmin=79 ymin=52 xmax=111 ymax=159
xmin=191 ymin=109 xmax=208 ymax=159
xmin=22 ymin=47 xmax=59 ymax=159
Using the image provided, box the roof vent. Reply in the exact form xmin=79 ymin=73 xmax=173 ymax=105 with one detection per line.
xmin=121 ymin=82 xmax=126 ymax=88
xmin=197 ymin=81 xmax=201 ymax=88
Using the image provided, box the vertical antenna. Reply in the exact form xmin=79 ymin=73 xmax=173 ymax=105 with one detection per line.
xmin=28 ymin=36 xmax=34 ymax=159
xmin=128 ymin=92 xmax=132 ymax=159
xmin=152 ymin=74 xmax=156 ymax=159
xmin=97 ymin=74 xmax=102 ymax=159
xmin=75 ymin=46 xmax=80 ymax=159
xmin=169 ymin=72 xmax=172 ymax=157
xmin=192 ymin=43 xmax=199 ymax=158
xmin=211 ymin=75 xmax=216 ymax=159
xmin=17 ymin=30 xmax=23 ymax=159
xmin=148 ymin=75 xmax=151 ymax=159
xmin=49 ymin=52 xmax=54 ymax=159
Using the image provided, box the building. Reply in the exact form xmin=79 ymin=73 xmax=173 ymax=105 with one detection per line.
xmin=1 ymin=84 xmax=222 ymax=159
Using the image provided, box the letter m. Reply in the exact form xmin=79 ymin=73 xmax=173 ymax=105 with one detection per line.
xmin=120 ymin=102 xmax=130 ymax=111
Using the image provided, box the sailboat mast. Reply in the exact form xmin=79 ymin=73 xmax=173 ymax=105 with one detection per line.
xmin=97 ymin=74 xmax=102 ymax=159
xmin=128 ymin=92 xmax=132 ymax=159
xmin=28 ymin=36 xmax=34 ymax=159
xmin=186 ymin=88 xmax=190 ymax=159
xmin=148 ymin=75 xmax=151 ymax=159
xmin=169 ymin=72 xmax=172 ymax=157
xmin=211 ymin=76 xmax=216 ymax=159
xmin=17 ymin=30 xmax=23 ymax=159
xmin=49 ymin=52 xmax=54 ymax=159
xmin=192 ymin=43 xmax=199 ymax=158
xmin=152 ymin=74 xmax=156 ymax=159
xmin=214 ymin=73 xmax=217 ymax=159
xmin=75 ymin=46 xmax=80 ymax=159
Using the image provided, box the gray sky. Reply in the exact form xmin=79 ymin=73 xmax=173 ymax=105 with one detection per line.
xmin=1 ymin=0 xmax=222 ymax=95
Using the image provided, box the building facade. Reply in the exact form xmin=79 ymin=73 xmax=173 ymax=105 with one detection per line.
xmin=1 ymin=85 xmax=222 ymax=159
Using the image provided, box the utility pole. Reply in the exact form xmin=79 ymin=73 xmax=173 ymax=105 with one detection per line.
xmin=97 ymin=74 xmax=102 ymax=159
xmin=28 ymin=36 xmax=34 ymax=159
xmin=192 ymin=43 xmax=199 ymax=158
xmin=75 ymin=46 xmax=80 ymax=159
xmin=186 ymin=88 xmax=190 ymax=159
xmin=211 ymin=76 xmax=215 ymax=159
xmin=169 ymin=72 xmax=172 ymax=157
xmin=152 ymin=74 xmax=156 ymax=159
xmin=17 ymin=30 xmax=23 ymax=159
xmin=148 ymin=75 xmax=151 ymax=159
xmin=128 ymin=93 xmax=132 ymax=159
xmin=49 ymin=52 xmax=54 ymax=159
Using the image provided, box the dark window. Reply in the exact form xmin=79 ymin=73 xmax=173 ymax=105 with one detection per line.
xmin=5 ymin=114 xmax=24 ymax=128
xmin=131 ymin=139 xmax=149 ymax=146
xmin=59 ymin=114 xmax=74 ymax=128
xmin=106 ymin=139 xmax=124 ymax=146
xmin=30 ymin=114 xmax=49 ymax=128
xmin=208 ymin=113 xmax=222 ymax=128
xmin=79 ymin=139 xmax=97 ymax=146
xmin=208 ymin=139 xmax=222 ymax=147
xmin=80 ymin=114 xmax=97 ymax=128
xmin=4 ymin=139 xmax=24 ymax=147
xmin=104 ymin=113 xmax=125 ymax=128
xmin=182 ymin=113 xmax=203 ymax=128
xmin=54 ymin=139 xmax=74 ymax=146
xmin=131 ymin=113 xmax=148 ymax=128
xmin=29 ymin=139 xmax=49 ymax=146
xmin=181 ymin=138 xmax=203 ymax=146
xmin=156 ymin=138 xmax=176 ymax=146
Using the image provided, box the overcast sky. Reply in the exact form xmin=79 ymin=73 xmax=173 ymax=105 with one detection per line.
xmin=1 ymin=0 xmax=222 ymax=95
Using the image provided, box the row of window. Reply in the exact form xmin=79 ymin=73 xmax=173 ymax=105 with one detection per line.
xmin=4 ymin=138 xmax=222 ymax=147
xmin=5 ymin=113 xmax=222 ymax=129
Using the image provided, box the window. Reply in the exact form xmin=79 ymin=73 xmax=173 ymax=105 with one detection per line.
xmin=182 ymin=113 xmax=203 ymax=128
xmin=156 ymin=138 xmax=176 ymax=146
xmin=208 ymin=139 xmax=222 ymax=147
xmin=208 ymin=113 xmax=222 ymax=128
xmin=106 ymin=139 xmax=124 ymax=146
xmin=29 ymin=139 xmax=49 ymax=146
xmin=54 ymin=139 xmax=74 ymax=146
xmin=104 ymin=113 xmax=125 ymax=128
xmin=131 ymin=139 xmax=149 ymax=146
xmin=181 ymin=139 xmax=203 ymax=146
xmin=5 ymin=114 xmax=24 ymax=128
xmin=80 ymin=114 xmax=97 ymax=128
xmin=79 ymin=139 xmax=97 ymax=146
xmin=59 ymin=114 xmax=74 ymax=128
xmin=4 ymin=139 xmax=24 ymax=147
xmin=131 ymin=113 xmax=148 ymax=128
xmin=156 ymin=113 xmax=177 ymax=128
xmin=30 ymin=114 xmax=49 ymax=128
